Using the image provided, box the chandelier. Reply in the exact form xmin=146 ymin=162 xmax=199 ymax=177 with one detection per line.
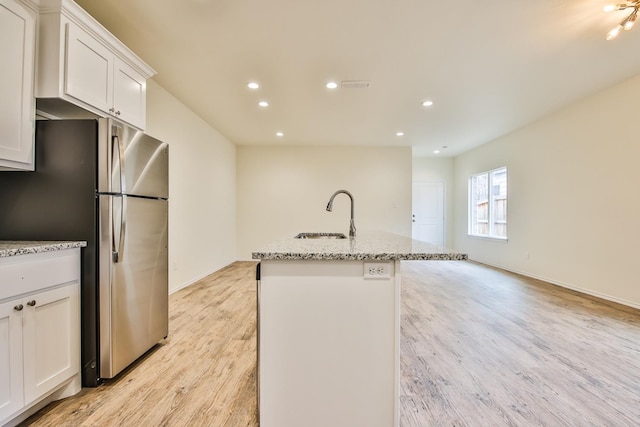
xmin=604 ymin=1 xmax=640 ymax=40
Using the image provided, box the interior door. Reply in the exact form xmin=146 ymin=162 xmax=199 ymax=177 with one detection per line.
xmin=412 ymin=181 xmax=445 ymax=246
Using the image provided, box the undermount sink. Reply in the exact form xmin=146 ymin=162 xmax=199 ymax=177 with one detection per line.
xmin=295 ymin=232 xmax=347 ymax=239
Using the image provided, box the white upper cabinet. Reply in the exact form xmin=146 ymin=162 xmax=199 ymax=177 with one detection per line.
xmin=36 ymin=0 xmax=155 ymax=130
xmin=0 ymin=0 xmax=36 ymax=171
xmin=65 ymin=21 xmax=114 ymax=115
xmin=112 ymin=58 xmax=147 ymax=128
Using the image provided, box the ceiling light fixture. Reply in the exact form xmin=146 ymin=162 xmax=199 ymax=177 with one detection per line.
xmin=604 ymin=1 xmax=640 ymax=40
xmin=396 ymin=131 xmax=404 ymax=136
xmin=276 ymin=132 xmax=284 ymax=137
xmin=326 ymin=81 xmax=338 ymax=89
xmin=247 ymin=82 xmax=260 ymax=89
xmin=258 ymin=101 xmax=269 ymax=107
xmin=421 ymin=100 xmax=434 ymax=107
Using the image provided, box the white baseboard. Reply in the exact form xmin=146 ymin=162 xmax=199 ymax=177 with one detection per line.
xmin=469 ymin=258 xmax=640 ymax=311
xmin=170 ymin=265 xmax=228 ymax=295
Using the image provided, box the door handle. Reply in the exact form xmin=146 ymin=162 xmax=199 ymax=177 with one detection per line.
xmin=14 ymin=304 xmax=24 ymax=311
xmin=27 ymin=300 xmax=36 ymax=306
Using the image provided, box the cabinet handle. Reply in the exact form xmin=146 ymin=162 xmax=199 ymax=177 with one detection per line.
xmin=14 ymin=304 xmax=24 ymax=311
xmin=109 ymin=108 xmax=115 ymax=113
xmin=27 ymin=300 xmax=36 ymax=307
xmin=115 ymin=110 xmax=121 ymax=116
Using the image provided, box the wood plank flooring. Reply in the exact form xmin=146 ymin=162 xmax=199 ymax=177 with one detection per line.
xmin=22 ymin=261 xmax=259 ymax=427
xmin=399 ymin=261 xmax=640 ymax=426
xmin=22 ymin=260 xmax=640 ymax=426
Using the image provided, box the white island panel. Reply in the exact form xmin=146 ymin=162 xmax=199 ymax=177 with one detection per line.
xmin=259 ymin=259 xmax=400 ymax=427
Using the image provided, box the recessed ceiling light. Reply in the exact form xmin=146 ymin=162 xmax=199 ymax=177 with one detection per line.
xmin=247 ymin=82 xmax=260 ymax=89
xmin=433 ymin=150 xmax=440 ymax=154
xmin=396 ymin=131 xmax=404 ymax=136
xmin=326 ymin=81 xmax=338 ymax=89
xmin=258 ymin=101 xmax=269 ymax=107
xmin=276 ymin=132 xmax=284 ymax=137
xmin=421 ymin=100 xmax=434 ymax=107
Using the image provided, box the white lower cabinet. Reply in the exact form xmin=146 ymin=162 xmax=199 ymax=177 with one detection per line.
xmin=0 ymin=249 xmax=81 ymax=426
xmin=0 ymin=298 xmax=24 ymax=420
xmin=22 ymin=284 xmax=80 ymax=404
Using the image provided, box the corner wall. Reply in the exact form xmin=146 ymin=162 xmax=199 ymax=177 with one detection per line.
xmin=453 ymin=74 xmax=640 ymax=308
xmin=145 ymin=80 xmax=237 ymax=293
xmin=236 ymin=146 xmax=412 ymax=260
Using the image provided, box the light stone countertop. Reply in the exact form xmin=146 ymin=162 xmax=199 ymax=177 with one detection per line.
xmin=252 ymin=231 xmax=468 ymax=261
xmin=0 ymin=241 xmax=87 ymax=258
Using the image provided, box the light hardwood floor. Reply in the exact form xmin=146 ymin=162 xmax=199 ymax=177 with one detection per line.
xmin=22 ymin=260 xmax=640 ymax=426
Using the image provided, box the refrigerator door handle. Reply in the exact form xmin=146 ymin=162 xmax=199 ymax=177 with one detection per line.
xmin=112 ymin=126 xmax=127 ymax=263
xmin=119 ymin=195 xmax=127 ymax=262
xmin=112 ymin=195 xmax=127 ymax=263
xmin=113 ymin=128 xmax=127 ymax=194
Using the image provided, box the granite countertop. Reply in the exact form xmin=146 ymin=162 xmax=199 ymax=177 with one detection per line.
xmin=0 ymin=241 xmax=87 ymax=258
xmin=252 ymin=231 xmax=468 ymax=261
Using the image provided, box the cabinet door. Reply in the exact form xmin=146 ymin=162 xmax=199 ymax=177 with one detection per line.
xmin=22 ymin=284 xmax=80 ymax=405
xmin=65 ymin=22 xmax=113 ymax=116
xmin=0 ymin=299 xmax=24 ymax=421
xmin=113 ymin=58 xmax=146 ymax=129
xmin=0 ymin=0 xmax=35 ymax=170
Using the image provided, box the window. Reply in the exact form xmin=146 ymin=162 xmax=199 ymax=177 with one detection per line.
xmin=469 ymin=167 xmax=507 ymax=239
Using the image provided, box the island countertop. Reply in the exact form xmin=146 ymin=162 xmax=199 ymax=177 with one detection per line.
xmin=0 ymin=241 xmax=87 ymax=258
xmin=252 ymin=231 xmax=468 ymax=261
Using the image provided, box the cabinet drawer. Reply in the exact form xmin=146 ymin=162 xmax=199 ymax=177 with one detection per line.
xmin=0 ymin=250 xmax=80 ymax=301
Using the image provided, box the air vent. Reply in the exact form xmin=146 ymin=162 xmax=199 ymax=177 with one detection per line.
xmin=341 ymin=80 xmax=371 ymax=89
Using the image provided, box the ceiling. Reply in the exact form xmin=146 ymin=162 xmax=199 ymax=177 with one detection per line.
xmin=74 ymin=0 xmax=640 ymax=157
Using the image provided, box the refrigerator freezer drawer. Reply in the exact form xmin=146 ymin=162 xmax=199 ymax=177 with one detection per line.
xmin=99 ymin=195 xmax=168 ymax=378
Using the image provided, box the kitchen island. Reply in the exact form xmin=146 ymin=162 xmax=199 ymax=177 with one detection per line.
xmin=252 ymin=231 xmax=467 ymax=427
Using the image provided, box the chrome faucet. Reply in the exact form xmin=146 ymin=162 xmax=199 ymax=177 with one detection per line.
xmin=326 ymin=190 xmax=356 ymax=237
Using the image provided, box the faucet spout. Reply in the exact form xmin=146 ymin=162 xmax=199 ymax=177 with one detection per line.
xmin=326 ymin=190 xmax=356 ymax=237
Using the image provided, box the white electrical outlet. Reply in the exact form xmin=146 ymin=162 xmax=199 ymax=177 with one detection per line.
xmin=364 ymin=262 xmax=391 ymax=279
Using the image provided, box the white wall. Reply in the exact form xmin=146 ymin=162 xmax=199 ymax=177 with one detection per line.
xmin=237 ymin=146 xmax=412 ymax=259
xmin=453 ymin=74 xmax=640 ymax=308
xmin=412 ymin=156 xmax=455 ymax=248
xmin=145 ymin=80 xmax=237 ymax=293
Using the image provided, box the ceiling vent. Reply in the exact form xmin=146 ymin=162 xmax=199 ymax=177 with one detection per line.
xmin=341 ymin=80 xmax=371 ymax=89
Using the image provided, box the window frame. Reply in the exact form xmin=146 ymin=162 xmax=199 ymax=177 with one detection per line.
xmin=468 ymin=166 xmax=507 ymax=240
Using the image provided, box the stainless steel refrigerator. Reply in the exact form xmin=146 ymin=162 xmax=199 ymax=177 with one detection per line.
xmin=0 ymin=118 xmax=169 ymax=386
